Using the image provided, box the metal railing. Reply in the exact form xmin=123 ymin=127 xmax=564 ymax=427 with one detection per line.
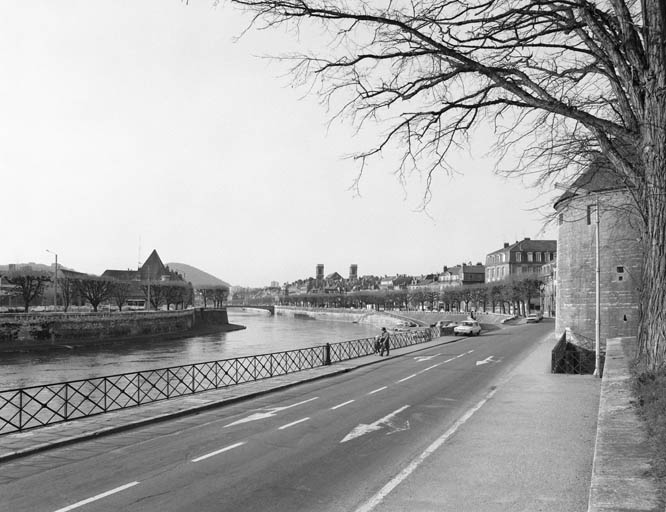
xmin=0 ymin=327 xmax=438 ymax=434
xmin=551 ymin=330 xmax=599 ymax=375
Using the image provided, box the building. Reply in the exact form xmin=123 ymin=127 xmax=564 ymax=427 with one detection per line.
xmin=349 ymin=264 xmax=358 ymax=280
xmin=539 ymin=261 xmax=557 ymax=318
xmin=485 ymin=238 xmax=557 ymax=283
xmin=438 ymin=263 xmax=485 ymax=288
xmin=554 ymin=159 xmax=643 ymax=345
xmin=102 ymin=250 xmax=186 ymax=308
xmin=315 ymin=264 xmax=324 ymax=281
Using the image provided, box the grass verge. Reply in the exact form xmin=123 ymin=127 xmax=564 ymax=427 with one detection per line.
xmin=631 ymin=364 xmax=666 ymax=503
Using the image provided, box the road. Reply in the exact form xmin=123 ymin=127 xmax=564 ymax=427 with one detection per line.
xmin=0 ymin=322 xmax=554 ymax=512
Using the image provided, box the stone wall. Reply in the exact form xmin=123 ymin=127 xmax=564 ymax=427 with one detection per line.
xmin=0 ymin=308 xmax=229 ymax=348
xmin=556 ymin=190 xmax=643 ymax=346
xmin=275 ymin=306 xmax=404 ymax=327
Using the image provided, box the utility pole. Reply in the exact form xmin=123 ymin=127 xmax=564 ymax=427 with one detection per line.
xmin=594 ymin=192 xmax=601 ymax=377
xmin=46 ymin=249 xmax=58 ymax=309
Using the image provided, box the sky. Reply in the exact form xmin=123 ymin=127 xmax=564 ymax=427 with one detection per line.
xmin=0 ymin=1 xmax=557 ymax=287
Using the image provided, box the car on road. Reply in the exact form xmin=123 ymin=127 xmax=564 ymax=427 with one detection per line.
xmin=526 ymin=312 xmax=543 ymax=323
xmin=453 ymin=320 xmax=482 ymax=336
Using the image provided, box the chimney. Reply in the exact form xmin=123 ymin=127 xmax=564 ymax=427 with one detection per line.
xmin=503 ymin=242 xmax=509 ymax=248
xmin=525 ymin=237 xmax=531 ymax=241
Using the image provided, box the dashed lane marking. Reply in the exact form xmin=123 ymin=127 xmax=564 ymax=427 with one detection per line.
xmin=331 ymin=400 xmax=355 ymax=410
xmin=368 ymin=386 xmax=387 ymax=395
xmin=191 ymin=442 xmax=246 ymax=463
xmin=224 ymin=397 xmax=319 ymax=428
xmin=278 ymin=417 xmax=310 ymax=430
xmin=52 ymin=481 xmax=140 ymax=512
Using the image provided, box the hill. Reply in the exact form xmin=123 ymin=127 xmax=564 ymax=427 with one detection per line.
xmin=167 ymin=262 xmax=230 ymax=289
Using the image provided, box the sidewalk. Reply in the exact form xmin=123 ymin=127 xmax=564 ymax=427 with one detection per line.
xmin=364 ymin=326 xmax=601 ymax=512
xmin=1 ymin=331 xmax=640 ymax=511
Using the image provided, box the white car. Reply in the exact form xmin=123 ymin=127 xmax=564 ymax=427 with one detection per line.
xmin=526 ymin=313 xmax=543 ymax=323
xmin=453 ymin=320 xmax=482 ymax=336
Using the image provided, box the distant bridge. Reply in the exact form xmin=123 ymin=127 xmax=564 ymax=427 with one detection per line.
xmin=224 ymin=304 xmax=275 ymax=315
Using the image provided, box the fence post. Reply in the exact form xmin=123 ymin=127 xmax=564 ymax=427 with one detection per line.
xmin=325 ymin=343 xmax=331 ymax=365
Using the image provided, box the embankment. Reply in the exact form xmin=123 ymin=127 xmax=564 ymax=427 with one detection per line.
xmin=276 ymin=306 xmax=407 ymax=326
xmin=0 ymin=308 xmax=242 ymax=351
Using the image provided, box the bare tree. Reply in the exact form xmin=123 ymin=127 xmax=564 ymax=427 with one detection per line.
xmin=3 ymin=272 xmax=51 ymax=312
xmin=111 ymin=281 xmax=132 ymax=312
xmin=140 ymin=282 xmax=168 ymax=310
xmin=59 ymin=277 xmax=77 ymax=312
xmin=225 ymin=0 xmax=666 ymax=369
xmin=164 ymin=282 xmax=193 ymax=310
xmin=75 ymin=277 xmax=115 ymax=312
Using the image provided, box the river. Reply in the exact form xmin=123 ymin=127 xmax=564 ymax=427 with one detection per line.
xmin=0 ymin=310 xmax=382 ymax=390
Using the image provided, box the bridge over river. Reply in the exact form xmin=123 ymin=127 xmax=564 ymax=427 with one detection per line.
xmin=224 ymin=304 xmax=275 ymax=315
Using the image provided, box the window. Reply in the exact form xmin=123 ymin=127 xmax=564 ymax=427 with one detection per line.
xmin=617 ymin=266 xmax=625 ymax=282
xmin=587 ymin=204 xmax=596 ymax=225
xmin=527 ymin=252 xmax=533 ymax=262
xmin=516 ymin=252 xmax=522 ymax=262
xmin=536 ymin=252 xmax=542 ymax=262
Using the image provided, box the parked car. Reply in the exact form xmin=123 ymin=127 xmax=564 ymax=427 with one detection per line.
xmin=526 ymin=313 xmax=543 ymax=323
xmin=453 ymin=320 xmax=482 ymax=336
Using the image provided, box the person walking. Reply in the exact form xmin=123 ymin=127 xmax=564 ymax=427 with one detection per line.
xmin=379 ymin=327 xmax=390 ymax=356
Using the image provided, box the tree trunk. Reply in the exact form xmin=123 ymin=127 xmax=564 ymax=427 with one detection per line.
xmin=637 ymin=1 xmax=666 ymax=371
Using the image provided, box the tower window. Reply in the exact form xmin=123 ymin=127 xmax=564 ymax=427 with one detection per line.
xmin=617 ymin=266 xmax=625 ymax=282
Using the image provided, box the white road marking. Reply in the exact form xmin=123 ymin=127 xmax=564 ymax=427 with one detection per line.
xmin=397 ymin=374 xmax=417 ymax=383
xmin=368 ymin=386 xmax=387 ymax=395
xmin=341 ymin=405 xmax=410 ymax=443
xmin=278 ymin=417 xmax=310 ymax=430
xmin=331 ymin=399 xmax=355 ymax=410
xmin=353 ymin=387 xmax=499 ymax=512
xmin=413 ymin=353 xmax=441 ymax=362
xmin=52 ymin=481 xmax=140 ymax=512
xmin=397 ymin=350 xmax=473 ymax=384
xmin=191 ymin=442 xmax=246 ymax=462
xmin=476 ymin=356 xmax=501 ymax=366
xmin=224 ymin=397 xmax=319 ymax=427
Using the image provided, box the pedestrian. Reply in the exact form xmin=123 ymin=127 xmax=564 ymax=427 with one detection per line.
xmin=374 ymin=334 xmax=382 ymax=354
xmin=379 ymin=327 xmax=390 ymax=356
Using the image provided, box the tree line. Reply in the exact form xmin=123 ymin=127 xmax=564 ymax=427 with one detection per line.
xmin=272 ymin=277 xmax=543 ymax=317
xmin=0 ymin=271 xmax=197 ymax=313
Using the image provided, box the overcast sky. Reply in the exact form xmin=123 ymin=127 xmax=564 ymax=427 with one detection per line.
xmin=1 ymin=1 xmax=557 ymax=287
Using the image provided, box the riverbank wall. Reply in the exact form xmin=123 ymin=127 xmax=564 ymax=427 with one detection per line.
xmin=275 ymin=306 xmax=512 ymax=327
xmin=0 ymin=308 xmax=236 ymax=350
xmin=275 ymin=306 xmax=409 ymax=327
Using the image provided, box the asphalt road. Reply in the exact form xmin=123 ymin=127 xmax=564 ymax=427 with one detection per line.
xmin=0 ymin=322 xmax=554 ymax=512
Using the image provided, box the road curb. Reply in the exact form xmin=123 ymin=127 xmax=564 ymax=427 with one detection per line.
xmin=587 ymin=337 xmax=662 ymax=512
xmin=0 ymin=336 xmax=461 ymax=462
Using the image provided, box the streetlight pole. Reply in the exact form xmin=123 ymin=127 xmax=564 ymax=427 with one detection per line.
xmin=46 ymin=249 xmax=58 ymax=310
xmin=594 ymin=192 xmax=601 ymax=377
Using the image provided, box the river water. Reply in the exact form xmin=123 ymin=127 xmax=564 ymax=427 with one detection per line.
xmin=0 ymin=310 xmax=382 ymax=390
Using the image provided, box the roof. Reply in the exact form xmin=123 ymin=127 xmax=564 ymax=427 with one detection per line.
xmin=488 ymin=238 xmax=556 ymax=255
xmin=101 ymin=269 xmax=138 ymax=280
xmin=554 ymin=155 xmax=633 ymax=209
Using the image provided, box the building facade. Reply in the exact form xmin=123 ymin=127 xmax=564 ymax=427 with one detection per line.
xmin=485 ymin=238 xmax=557 ymax=283
xmin=439 ymin=263 xmax=485 ymax=288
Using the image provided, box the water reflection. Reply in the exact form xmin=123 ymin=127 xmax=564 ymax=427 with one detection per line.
xmin=0 ymin=311 xmax=380 ymax=390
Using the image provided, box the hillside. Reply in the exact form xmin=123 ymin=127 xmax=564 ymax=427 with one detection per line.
xmin=167 ymin=262 xmax=230 ymax=289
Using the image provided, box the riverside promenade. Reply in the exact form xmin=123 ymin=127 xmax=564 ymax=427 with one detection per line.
xmin=0 ymin=329 xmax=661 ymax=511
